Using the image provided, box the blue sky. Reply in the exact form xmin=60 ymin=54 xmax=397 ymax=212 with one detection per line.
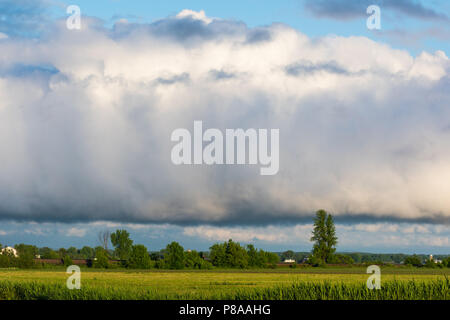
xmin=47 ymin=0 xmax=450 ymax=55
xmin=0 ymin=0 xmax=449 ymax=254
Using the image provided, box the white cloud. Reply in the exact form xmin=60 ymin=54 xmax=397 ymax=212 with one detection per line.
xmin=0 ymin=11 xmax=449 ymax=225
xmin=183 ymin=223 xmax=449 ymax=249
xmin=176 ymin=9 xmax=213 ymax=24
xmin=65 ymin=227 xmax=87 ymax=238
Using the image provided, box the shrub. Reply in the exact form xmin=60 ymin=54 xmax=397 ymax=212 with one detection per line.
xmin=165 ymin=242 xmax=185 ymax=269
xmin=93 ymin=248 xmax=109 ymax=268
xmin=127 ymin=245 xmax=152 ymax=269
xmin=404 ymin=255 xmax=422 ymax=267
xmin=62 ymin=256 xmax=73 ymax=267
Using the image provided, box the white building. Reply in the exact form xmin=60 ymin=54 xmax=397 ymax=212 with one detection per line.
xmin=284 ymin=259 xmax=296 ymax=263
xmin=1 ymin=246 xmax=18 ymax=257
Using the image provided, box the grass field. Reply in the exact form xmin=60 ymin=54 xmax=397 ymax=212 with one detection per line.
xmin=0 ymin=267 xmax=448 ymax=300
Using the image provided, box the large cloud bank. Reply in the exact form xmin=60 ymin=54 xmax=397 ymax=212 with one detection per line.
xmin=0 ymin=10 xmax=450 ymax=225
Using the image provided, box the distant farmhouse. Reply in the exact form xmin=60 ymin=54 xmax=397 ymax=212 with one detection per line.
xmin=429 ymin=255 xmax=442 ymax=264
xmin=283 ymin=259 xmax=296 ymax=263
xmin=0 ymin=246 xmax=18 ymax=257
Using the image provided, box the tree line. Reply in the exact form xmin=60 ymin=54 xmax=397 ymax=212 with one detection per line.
xmin=0 ymin=230 xmax=279 ymax=269
xmin=1 ymin=210 xmax=449 ymax=269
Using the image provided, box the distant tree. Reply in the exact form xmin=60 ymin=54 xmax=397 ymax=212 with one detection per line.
xmin=127 ymin=245 xmax=152 ymax=269
xmin=110 ymin=229 xmax=133 ymax=261
xmin=184 ymin=250 xmax=212 ymax=269
xmin=225 ymin=239 xmax=249 ymax=268
xmin=327 ymin=254 xmax=354 ymax=265
xmin=58 ymin=248 xmax=67 ymax=259
xmin=281 ymin=250 xmax=295 ymax=261
xmin=209 ymin=239 xmax=249 ymax=268
xmin=404 ymin=254 xmax=422 ymax=267
xmin=310 ymin=210 xmax=338 ymax=264
xmin=63 ymin=255 xmax=73 ymax=266
xmin=442 ymin=257 xmax=450 ymax=268
xmin=165 ymin=242 xmax=185 ymax=269
xmin=0 ymin=245 xmax=16 ymax=268
xmin=39 ymin=247 xmax=59 ymax=259
xmin=209 ymin=243 xmax=227 ymax=267
xmin=247 ymin=244 xmax=262 ymax=267
xmin=98 ymin=230 xmax=111 ymax=251
xmin=325 ymin=214 xmax=338 ymax=260
xmin=94 ymin=247 xmax=109 ymax=268
xmin=67 ymin=247 xmax=78 ymax=258
xmin=80 ymin=246 xmax=95 ymax=259
xmin=424 ymin=259 xmax=437 ymax=268
xmin=15 ymin=244 xmax=38 ymax=268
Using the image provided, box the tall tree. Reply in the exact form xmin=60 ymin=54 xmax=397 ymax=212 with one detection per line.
xmin=165 ymin=241 xmax=185 ymax=269
xmin=127 ymin=244 xmax=152 ymax=269
xmin=325 ymin=213 xmax=338 ymax=261
xmin=110 ymin=229 xmax=133 ymax=261
xmin=98 ymin=230 xmax=111 ymax=251
xmin=310 ymin=209 xmax=338 ymax=264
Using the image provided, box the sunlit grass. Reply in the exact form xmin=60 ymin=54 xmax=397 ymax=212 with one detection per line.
xmin=0 ymin=268 xmax=448 ymax=300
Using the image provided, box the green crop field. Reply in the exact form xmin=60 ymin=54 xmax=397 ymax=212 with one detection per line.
xmin=0 ymin=267 xmax=448 ymax=300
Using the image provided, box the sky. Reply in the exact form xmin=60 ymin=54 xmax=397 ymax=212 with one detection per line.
xmin=0 ymin=0 xmax=449 ymax=254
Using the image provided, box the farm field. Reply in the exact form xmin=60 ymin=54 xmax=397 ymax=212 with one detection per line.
xmin=0 ymin=267 xmax=448 ymax=300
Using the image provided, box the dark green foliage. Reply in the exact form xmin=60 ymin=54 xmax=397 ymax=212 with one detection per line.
xmin=210 ymin=239 xmax=248 ymax=268
xmin=110 ymin=229 xmax=133 ymax=261
xmin=62 ymin=256 xmax=73 ymax=267
xmin=281 ymin=250 xmax=295 ymax=261
xmin=184 ymin=250 xmax=212 ymax=269
xmin=80 ymin=246 xmax=95 ymax=259
xmin=442 ymin=257 xmax=450 ymax=268
xmin=0 ymin=250 xmax=15 ymax=268
xmin=93 ymin=248 xmax=109 ymax=268
xmin=310 ymin=210 xmax=338 ymax=264
xmin=209 ymin=240 xmax=278 ymax=269
xmin=327 ymin=254 xmax=355 ymax=265
xmin=127 ymin=245 xmax=153 ymax=269
xmin=38 ymin=247 xmax=59 ymax=259
xmin=15 ymin=244 xmax=37 ymax=268
xmin=404 ymin=254 xmax=423 ymax=267
xmin=165 ymin=242 xmax=185 ymax=269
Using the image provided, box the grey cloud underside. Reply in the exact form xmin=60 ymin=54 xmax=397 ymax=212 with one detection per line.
xmin=0 ymin=10 xmax=450 ymax=226
xmin=304 ymin=0 xmax=449 ymax=21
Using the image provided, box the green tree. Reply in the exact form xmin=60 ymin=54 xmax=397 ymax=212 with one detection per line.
xmin=281 ymin=250 xmax=295 ymax=261
xmin=110 ymin=229 xmax=133 ymax=261
xmin=247 ymin=244 xmax=262 ymax=267
xmin=67 ymin=247 xmax=78 ymax=259
xmin=15 ymin=244 xmax=38 ymax=268
xmin=93 ymin=247 xmax=109 ymax=268
xmin=63 ymin=255 xmax=73 ymax=266
xmin=209 ymin=243 xmax=227 ymax=267
xmin=310 ymin=210 xmax=338 ymax=264
xmin=184 ymin=250 xmax=212 ymax=269
xmin=404 ymin=254 xmax=422 ymax=267
xmin=0 ymin=246 xmax=16 ymax=268
xmin=127 ymin=245 xmax=152 ymax=269
xmin=39 ymin=247 xmax=59 ymax=259
xmin=57 ymin=248 xmax=67 ymax=259
xmin=165 ymin=242 xmax=185 ymax=269
xmin=325 ymin=213 xmax=338 ymax=261
xmin=80 ymin=246 xmax=95 ymax=259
